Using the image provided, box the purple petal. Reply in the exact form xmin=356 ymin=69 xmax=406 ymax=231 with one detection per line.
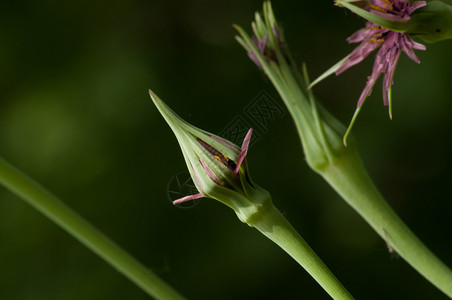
xmin=357 ymin=72 xmax=381 ymax=107
xmin=400 ymin=35 xmax=421 ymax=63
xmin=199 ymin=158 xmax=221 ymax=185
xmin=412 ymin=41 xmax=426 ymax=51
xmin=370 ymin=9 xmax=408 ymax=21
xmin=173 ymin=193 xmax=203 ymax=205
xmin=257 ymin=35 xmax=269 ymax=52
xmin=381 ymin=31 xmax=398 ymax=52
xmin=382 ymin=47 xmax=401 ymax=106
xmin=234 ymin=128 xmax=253 ymax=173
xmin=347 ymin=28 xmax=370 ymax=44
xmin=248 ymin=52 xmax=262 ymax=68
xmin=357 ymin=47 xmax=387 ymax=107
xmin=407 ymin=1 xmax=427 ymax=15
xmin=336 ymin=41 xmax=380 ymax=75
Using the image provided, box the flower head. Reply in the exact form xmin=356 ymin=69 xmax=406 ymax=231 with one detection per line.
xmin=149 ymin=90 xmax=271 ymax=223
xmin=308 ymin=0 xmax=435 ymax=143
xmin=337 ymin=0 xmax=427 ymax=118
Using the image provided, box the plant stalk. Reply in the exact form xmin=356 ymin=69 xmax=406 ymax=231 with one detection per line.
xmin=0 ymin=156 xmax=186 ymax=300
xmin=320 ymin=149 xmax=452 ymax=298
xmin=249 ymin=202 xmax=355 ymax=300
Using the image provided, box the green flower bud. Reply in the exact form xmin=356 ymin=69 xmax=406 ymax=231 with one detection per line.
xmin=149 ymin=90 xmax=271 ymax=223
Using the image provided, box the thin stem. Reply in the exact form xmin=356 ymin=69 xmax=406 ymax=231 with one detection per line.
xmin=320 ymin=149 xmax=452 ymax=298
xmin=0 ymin=156 xmax=186 ymax=300
xmin=249 ymin=202 xmax=354 ymax=300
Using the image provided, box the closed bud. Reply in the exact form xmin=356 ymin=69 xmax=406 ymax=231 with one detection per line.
xmin=149 ymin=90 xmax=271 ymax=223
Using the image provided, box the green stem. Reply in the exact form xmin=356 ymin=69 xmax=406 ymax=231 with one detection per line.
xmin=320 ymin=148 xmax=452 ymax=298
xmin=248 ymin=202 xmax=354 ymax=300
xmin=236 ymin=4 xmax=452 ymax=297
xmin=0 ymin=156 xmax=186 ymax=300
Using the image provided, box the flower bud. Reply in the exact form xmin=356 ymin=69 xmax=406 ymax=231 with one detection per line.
xmin=149 ymin=90 xmax=271 ymax=223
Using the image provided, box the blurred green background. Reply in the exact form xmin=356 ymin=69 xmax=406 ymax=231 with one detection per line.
xmin=1 ymin=1 xmax=451 ymax=299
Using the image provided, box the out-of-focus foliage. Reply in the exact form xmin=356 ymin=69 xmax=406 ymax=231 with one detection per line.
xmin=0 ymin=1 xmax=451 ymax=299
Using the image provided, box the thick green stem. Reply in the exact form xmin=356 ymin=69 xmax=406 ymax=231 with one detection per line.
xmin=320 ymin=149 xmax=452 ymax=298
xmin=248 ymin=202 xmax=354 ymax=300
xmin=0 ymin=156 xmax=186 ymax=300
xmin=236 ymin=3 xmax=452 ymax=297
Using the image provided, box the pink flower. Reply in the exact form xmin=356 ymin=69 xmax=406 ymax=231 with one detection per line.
xmin=337 ymin=0 xmax=427 ymax=118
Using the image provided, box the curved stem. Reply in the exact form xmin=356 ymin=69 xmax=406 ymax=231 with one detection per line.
xmin=0 ymin=156 xmax=186 ymax=300
xmin=249 ymin=202 xmax=354 ymax=300
xmin=320 ymin=149 xmax=452 ymax=298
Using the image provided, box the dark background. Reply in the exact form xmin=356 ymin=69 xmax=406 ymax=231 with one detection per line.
xmin=0 ymin=1 xmax=451 ymax=299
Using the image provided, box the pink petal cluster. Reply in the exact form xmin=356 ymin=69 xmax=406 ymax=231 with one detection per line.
xmin=337 ymin=0 xmax=426 ymax=111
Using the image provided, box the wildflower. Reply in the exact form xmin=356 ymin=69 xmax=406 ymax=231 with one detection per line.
xmin=149 ymin=90 xmax=270 ymax=223
xmin=336 ymin=0 xmax=427 ymax=118
xmin=308 ymin=0 xmax=437 ymax=143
